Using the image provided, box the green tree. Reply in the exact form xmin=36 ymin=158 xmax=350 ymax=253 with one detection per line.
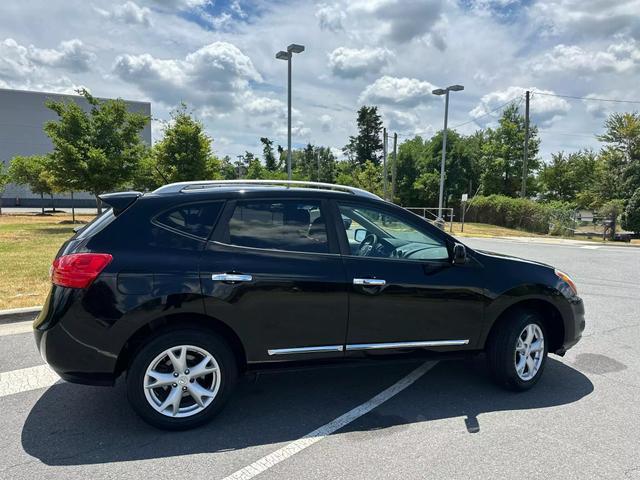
xmin=0 ymin=162 xmax=9 ymax=214
xmin=317 ymin=146 xmax=337 ymax=183
xmin=244 ymin=152 xmax=267 ymax=179
xmin=622 ymin=188 xmax=640 ymax=233
xmin=479 ymin=103 xmax=540 ymax=197
xmin=260 ymin=137 xmax=278 ymax=172
xmin=538 ymin=150 xmax=599 ymax=205
xmin=45 ymin=88 xmax=149 ymax=213
xmin=344 ymin=106 xmax=383 ymax=166
xmin=395 ymin=136 xmax=431 ymax=205
xmin=596 ymin=112 xmax=640 ymax=200
xmin=148 ymin=104 xmax=220 ymax=188
xmin=8 ymin=155 xmax=56 ymax=214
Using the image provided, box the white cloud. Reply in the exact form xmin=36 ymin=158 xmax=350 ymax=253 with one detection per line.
xmin=470 ymin=86 xmax=571 ymax=127
xmin=98 ymin=2 xmax=152 ymax=27
xmin=359 ymin=76 xmax=438 ymax=106
xmin=113 ymin=41 xmax=262 ymax=110
xmin=349 ymin=0 xmax=446 ymax=46
xmin=0 ymin=37 xmax=92 ymax=91
xmin=529 ymin=0 xmax=640 ymax=39
xmin=328 ymin=47 xmax=393 ymax=78
xmin=316 ymin=3 xmax=346 ymax=32
xmin=27 ymin=39 xmax=95 ymax=73
xmin=320 ymin=114 xmax=333 ymax=132
xmin=530 ymin=40 xmax=640 ymax=74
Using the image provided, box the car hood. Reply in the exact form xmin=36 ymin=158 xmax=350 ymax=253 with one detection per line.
xmin=473 ymin=248 xmax=554 ymax=270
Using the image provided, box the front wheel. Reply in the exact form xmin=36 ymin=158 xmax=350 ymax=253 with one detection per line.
xmin=126 ymin=329 xmax=237 ymax=430
xmin=487 ymin=311 xmax=548 ymax=391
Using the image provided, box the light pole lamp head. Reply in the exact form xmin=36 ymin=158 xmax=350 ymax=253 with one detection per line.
xmin=432 ymin=88 xmax=447 ymax=96
xmin=276 ymin=51 xmax=291 ymax=60
xmin=448 ymin=84 xmax=464 ymax=92
xmin=287 ymin=44 xmax=305 ymax=54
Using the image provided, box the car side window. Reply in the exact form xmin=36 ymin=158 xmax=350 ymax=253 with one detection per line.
xmin=338 ymin=203 xmax=449 ymax=261
xmin=153 ymin=202 xmax=223 ymax=241
xmin=224 ymin=199 xmax=329 ymax=254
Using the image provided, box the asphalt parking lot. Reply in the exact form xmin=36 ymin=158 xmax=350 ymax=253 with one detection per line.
xmin=1 ymin=237 xmax=639 ymax=480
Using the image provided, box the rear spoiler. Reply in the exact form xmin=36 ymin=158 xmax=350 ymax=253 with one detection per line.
xmin=98 ymin=191 xmax=142 ymax=216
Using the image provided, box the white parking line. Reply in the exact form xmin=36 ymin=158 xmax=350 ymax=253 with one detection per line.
xmin=221 ymin=360 xmax=438 ymax=480
xmin=0 ymin=364 xmax=60 ymax=398
xmin=0 ymin=320 xmax=34 ymax=337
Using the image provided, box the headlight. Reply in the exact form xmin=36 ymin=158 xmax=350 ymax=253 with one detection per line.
xmin=555 ymin=269 xmax=577 ymax=296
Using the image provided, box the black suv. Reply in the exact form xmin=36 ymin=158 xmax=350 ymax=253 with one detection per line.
xmin=34 ymin=180 xmax=585 ymax=430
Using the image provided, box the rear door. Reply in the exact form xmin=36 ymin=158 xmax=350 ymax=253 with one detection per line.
xmin=199 ymin=197 xmax=348 ymax=363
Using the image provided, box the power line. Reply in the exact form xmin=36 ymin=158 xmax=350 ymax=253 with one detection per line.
xmin=450 ymin=94 xmax=523 ymax=129
xmin=534 ymin=91 xmax=640 ymax=104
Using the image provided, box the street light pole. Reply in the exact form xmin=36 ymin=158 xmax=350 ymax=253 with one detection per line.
xmin=432 ymin=84 xmax=464 ymax=225
xmin=438 ymin=90 xmax=449 ymax=220
xmin=276 ymin=44 xmax=305 ymax=180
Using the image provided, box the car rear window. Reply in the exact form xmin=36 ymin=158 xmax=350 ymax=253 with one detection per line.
xmin=224 ymin=200 xmax=329 ymax=254
xmin=154 ymin=202 xmax=224 ymax=240
xmin=75 ymin=209 xmax=116 ymax=240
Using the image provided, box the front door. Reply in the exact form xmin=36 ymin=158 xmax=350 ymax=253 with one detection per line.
xmin=334 ymin=201 xmax=486 ymax=353
xmin=200 ymin=197 xmax=348 ymax=363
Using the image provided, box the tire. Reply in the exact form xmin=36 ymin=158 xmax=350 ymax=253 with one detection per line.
xmin=126 ymin=329 xmax=237 ymax=430
xmin=486 ymin=310 xmax=548 ymax=391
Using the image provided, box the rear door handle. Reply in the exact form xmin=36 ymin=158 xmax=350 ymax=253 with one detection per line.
xmin=353 ymin=278 xmax=386 ymax=286
xmin=211 ymin=273 xmax=253 ymax=282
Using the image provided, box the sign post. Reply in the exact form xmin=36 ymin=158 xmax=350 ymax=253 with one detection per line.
xmin=461 ymin=193 xmax=468 ymax=233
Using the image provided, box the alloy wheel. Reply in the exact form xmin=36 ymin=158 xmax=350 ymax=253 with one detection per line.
xmin=143 ymin=345 xmax=221 ymax=418
xmin=514 ymin=324 xmax=545 ymax=381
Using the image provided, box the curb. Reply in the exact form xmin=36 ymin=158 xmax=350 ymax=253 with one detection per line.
xmin=0 ymin=306 xmax=42 ymax=325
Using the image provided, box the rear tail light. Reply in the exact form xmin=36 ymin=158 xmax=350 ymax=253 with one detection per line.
xmin=51 ymin=253 xmax=113 ymax=289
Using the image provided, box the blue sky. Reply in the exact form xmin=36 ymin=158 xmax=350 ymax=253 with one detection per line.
xmin=1 ymin=0 xmax=639 ymax=161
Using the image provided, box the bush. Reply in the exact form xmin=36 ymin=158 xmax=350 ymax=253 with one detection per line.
xmin=622 ymin=189 xmax=640 ymax=233
xmin=466 ymin=195 xmax=573 ymax=235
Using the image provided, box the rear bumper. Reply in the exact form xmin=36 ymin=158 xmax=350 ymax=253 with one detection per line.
xmin=33 ymin=287 xmax=120 ymax=386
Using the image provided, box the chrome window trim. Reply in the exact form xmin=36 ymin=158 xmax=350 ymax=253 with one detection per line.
xmin=345 ymin=340 xmax=469 ymax=351
xmin=267 ymin=345 xmax=344 ymax=356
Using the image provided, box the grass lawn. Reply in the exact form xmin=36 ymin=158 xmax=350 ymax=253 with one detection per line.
xmin=0 ymin=213 xmax=94 ymax=310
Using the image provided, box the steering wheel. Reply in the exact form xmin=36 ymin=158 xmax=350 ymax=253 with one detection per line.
xmin=358 ymin=233 xmax=379 ymax=257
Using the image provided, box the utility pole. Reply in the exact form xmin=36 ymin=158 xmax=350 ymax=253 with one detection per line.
xmin=236 ymin=155 xmax=244 ymax=179
xmin=521 ymin=90 xmax=530 ymax=198
xmin=382 ymin=127 xmax=388 ymax=200
xmin=392 ymin=132 xmax=398 ymax=201
xmin=317 ymin=148 xmax=320 ymax=182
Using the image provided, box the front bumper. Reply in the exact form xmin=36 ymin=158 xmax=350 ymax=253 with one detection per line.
xmin=556 ymin=296 xmax=585 ymax=355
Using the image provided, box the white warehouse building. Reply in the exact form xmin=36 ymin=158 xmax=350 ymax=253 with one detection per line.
xmin=0 ymin=88 xmax=151 ymax=208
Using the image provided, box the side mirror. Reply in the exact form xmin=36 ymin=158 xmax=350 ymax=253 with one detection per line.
xmin=452 ymin=243 xmax=467 ymax=264
xmin=354 ymin=228 xmax=367 ymax=242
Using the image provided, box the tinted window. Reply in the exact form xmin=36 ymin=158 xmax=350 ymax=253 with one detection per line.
xmin=339 ymin=204 xmax=449 ymax=261
xmin=75 ymin=209 xmax=115 ymax=240
xmin=154 ymin=202 xmax=223 ymax=240
xmin=225 ymin=200 xmax=329 ymax=253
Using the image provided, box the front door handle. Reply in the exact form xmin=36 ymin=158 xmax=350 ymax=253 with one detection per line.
xmin=211 ymin=273 xmax=253 ymax=282
xmin=353 ymin=278 xmax=386 ymax=286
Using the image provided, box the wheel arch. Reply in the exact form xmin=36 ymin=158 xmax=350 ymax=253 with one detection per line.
xmin=483 ymin=298 xmax=565 ymax=354
xmin=115 ymin=312 xmax=247 ymax=378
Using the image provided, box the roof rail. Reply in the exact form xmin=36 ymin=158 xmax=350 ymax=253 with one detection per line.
xmin=152 ymin=180 xmax=382 ymax=200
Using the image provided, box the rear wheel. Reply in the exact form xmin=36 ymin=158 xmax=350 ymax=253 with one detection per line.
xmin=487 ymin=310 xmax=548 ymax=391
xmin=126 ymin=329 xmax=237 ymax=430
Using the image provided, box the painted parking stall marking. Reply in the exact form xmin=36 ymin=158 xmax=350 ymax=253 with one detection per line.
xmin=0 ymin=365 xmax=60 ymax=398
xmin=221 ymin=360 xmax=438 ymax=480
xmin=0 ymin=320 xmax=34 ymax=337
